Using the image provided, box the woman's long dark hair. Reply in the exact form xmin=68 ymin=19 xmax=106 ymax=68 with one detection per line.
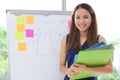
xmin=66 ymin=3 xmax=98 ymax=53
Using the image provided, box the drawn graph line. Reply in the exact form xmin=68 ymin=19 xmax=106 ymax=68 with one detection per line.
xmin=36 ymin=30 xmax=54 ymax=56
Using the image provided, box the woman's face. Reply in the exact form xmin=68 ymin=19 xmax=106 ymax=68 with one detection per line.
xmin=74 ymin=8 xmax=92 ymax=32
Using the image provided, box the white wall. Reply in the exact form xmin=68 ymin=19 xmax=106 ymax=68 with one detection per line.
xmin=0 ymin=0 xmax=62 ymax=27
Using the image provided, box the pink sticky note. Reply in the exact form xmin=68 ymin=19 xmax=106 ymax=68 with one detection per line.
xmin=26 ymin=29 xmax=34 ymax=37
xmin=68 ymin=20 xmax=71 ymax=28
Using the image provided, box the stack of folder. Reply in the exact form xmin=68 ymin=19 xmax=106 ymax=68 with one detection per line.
xmin=70 ymin=42 xmax=114 ymax=80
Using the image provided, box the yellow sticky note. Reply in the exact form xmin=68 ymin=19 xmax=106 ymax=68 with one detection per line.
xmin=16 ymin=16 xmax=25 ymax=24
xmin=18 ymin=42 xmax=26 ymax=51
xmin=26 ymin=16 xmax=34 ymax=24
xmin=17 ymin=24 xmax=25 ymax=32
xmin=15 ymin=32 xmax=24 ymax=40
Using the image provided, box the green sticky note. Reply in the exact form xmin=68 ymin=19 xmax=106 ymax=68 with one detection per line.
xmin=15 ymin=32 xmax=24 ymax=40
xmin=16 ymin=16 xmax=25 ymax=24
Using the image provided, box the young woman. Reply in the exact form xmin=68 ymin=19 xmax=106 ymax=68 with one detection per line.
xmin=59 ymin=3 xmax=112 ymax=80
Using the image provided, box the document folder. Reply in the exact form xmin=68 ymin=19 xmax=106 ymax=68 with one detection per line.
xmin=74 ymin=42 xmax=106 ymax=63
xmin=70 ymin=43 xmax=114 ymax=80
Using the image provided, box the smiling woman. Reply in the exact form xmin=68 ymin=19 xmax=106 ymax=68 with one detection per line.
xmin=1 ymin=0 xmax=120 ymax=80
xmin=59 ymin=3 xmax=113 ymax=80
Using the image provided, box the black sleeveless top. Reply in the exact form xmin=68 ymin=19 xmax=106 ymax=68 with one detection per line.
xmin=64 ymin=35 xmax=99 ymax=80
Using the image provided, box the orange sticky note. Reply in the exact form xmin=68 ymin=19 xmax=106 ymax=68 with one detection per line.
xmin=18 ymin=42 xmax=26 ymax=51
xmin=26 ymin=16 xmax=34 ymax=24
xmin=17 ymin=24 xmax=25 ymax=32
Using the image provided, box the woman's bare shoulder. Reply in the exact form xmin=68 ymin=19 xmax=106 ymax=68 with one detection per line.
xmin=98 ymin=35 xmax=106 ymax=43
xmin=62 ymin=35 xmax=67 ymax=41
xmin=61 ymin=34 xmax=68 ymax=45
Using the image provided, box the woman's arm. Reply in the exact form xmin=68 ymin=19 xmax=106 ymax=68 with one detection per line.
xmin=87 ymin=35 xmax=113 ymax=74
xmin=92 ymin=35 xmax=113 ymax=73
xmin=73 ymin=35 xmax=113 ymax=74
xmin=87 ymin=59 xmax=113 ymax=74
xmin=74 ymin=59 xmax=112 ymax=74
xmin=59 ymin=35 xmax=68 ymax=75
xmin=59 ymin=35 xmax=79 ymax=78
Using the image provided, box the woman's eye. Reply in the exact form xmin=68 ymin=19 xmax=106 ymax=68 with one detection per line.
xmin=84 ymin=16 xmax=89 ymax=18
xmin=76 ymin=16 xmax=80 ymax=19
